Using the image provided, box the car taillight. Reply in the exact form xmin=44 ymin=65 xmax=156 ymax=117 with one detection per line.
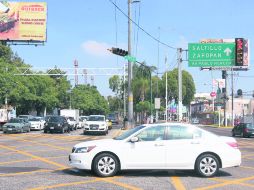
xmin=226 ymin=142 xmax=238 ymax=149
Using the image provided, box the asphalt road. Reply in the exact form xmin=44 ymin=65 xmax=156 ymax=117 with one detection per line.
xmin=0 ymin=124 xmax=254 ymax=190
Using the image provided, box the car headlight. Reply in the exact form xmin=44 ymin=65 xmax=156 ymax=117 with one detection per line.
xmin=58 ymin=124 xmax=61 ymax=127
xmin=101 ymin=124 xmax=105 ymax=127
xmin=75 ymin=146 xmax=96 ymax=153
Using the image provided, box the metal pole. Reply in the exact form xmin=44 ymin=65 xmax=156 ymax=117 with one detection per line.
xmin=231 ymin=68 xmax=234 ymax=127
xmin=165 ymin=56 xmax=168 ymax=122
xmin=150 ymin=70 xmax=152 ymax=119
xmin=223 ymin=71 xmax=227 ymax=126
xmin=123 ymin=63 xmax=126 ymax=117
xmin=128 ymin=0 xmax=134 ymax=127
xmin=178 ymin=48 xmax=183 ymax=122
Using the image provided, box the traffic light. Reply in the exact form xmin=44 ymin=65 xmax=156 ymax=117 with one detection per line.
xmin=235 ymin=38 xmax=244 ymax=66
xmin=110 ymin=47 xmax=128 ymax=57
xmin=222 ymin=70 xmax=227 ymax=93
xmin=237 ymin=89 xmax=243 ymax=96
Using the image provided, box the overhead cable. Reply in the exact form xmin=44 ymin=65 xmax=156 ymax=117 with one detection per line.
xmin=108 ymin=0 xmax=177 ymax=50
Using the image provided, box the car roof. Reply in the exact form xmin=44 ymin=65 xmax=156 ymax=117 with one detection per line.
xmin=141 ymin=122 xmax=196 ymax=128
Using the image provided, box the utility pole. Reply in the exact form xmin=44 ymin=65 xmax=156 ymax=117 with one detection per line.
xmin=231 ymin=68 xmax=234 ymax=126
xmin=222 ymin=70 xmax=227 ymax=126
xmin=123 ymin=63 xmax=126 ymax=118
xmin=178 ymin=48 xmax=183 ymax=121
xmin=165 ymin=56 xmax=168 ymax=122
xmin=127 ymin=0 xmax=134 ymax=127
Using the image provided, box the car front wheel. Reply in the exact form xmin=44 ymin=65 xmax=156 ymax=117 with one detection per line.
xmin=195 ymin=154 xmax=219 ymax=177
xmin=93 ymin=153 xmax=119 ymax=177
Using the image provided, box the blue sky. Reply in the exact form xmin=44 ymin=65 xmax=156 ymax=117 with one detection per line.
xmin=9 ymin=0 xmax=254 ymax=96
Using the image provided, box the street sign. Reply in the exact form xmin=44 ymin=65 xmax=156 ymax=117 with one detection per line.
xmin=210 ymin=92 xmax=216 ymax=97
xmin=188 ymin=43 xmax=235 ymax=67
xmin=124 ymin=55 xmax=136 ymax=63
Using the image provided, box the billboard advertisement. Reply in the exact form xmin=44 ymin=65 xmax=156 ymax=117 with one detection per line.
xmin=0 ymin=1 xmax=47 ymax=42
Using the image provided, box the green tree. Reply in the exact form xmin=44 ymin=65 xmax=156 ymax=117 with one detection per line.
xmin=161 ymin=68 xmax=195 ymax=105
xmin=71 ymin=85 xmax=109 ymax=115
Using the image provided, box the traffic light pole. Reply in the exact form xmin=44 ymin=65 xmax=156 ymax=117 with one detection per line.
xmin=127 ymin=0 xmax=134 ymax=127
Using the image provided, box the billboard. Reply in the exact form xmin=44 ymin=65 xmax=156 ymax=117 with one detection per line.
xmin=0 ymin=1 xmax=47 ymax=42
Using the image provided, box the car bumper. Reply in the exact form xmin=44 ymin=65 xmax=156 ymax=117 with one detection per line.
xmin=3 ymin=128 xmax=22 ymax=133
xmin=31 ymin=125 xmax=41 ymax=130
xmin=69 ymin=153 xmax=93 ymax=170
xmin=221 ymin=149 xmax=241 ymax=168
xmin=45 ymin=126 xmax=64 ymax=132
xmin=83 ymin=128 xmax=107 ymax=134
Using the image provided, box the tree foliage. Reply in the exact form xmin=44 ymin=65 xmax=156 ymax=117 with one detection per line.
xmin=0 ymin=45 xmax=108 ymax=116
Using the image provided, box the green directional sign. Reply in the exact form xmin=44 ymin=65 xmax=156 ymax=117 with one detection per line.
xmin=124 ymin=55 xmax=136 ymax=63
xmin=188 ymin=43 xmax=235 ymax=67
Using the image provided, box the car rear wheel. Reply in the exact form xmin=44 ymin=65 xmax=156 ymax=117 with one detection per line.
xmin=93 ymin=153 xmax=119 ymax=177
xmin=195 ymin=154 xmax=219 ymax=177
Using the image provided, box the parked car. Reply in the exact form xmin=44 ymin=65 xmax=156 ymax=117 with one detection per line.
xmin=44 ymin=116 xmax=69 ymax=133
xmin=107 ymin=119 xmax=112 ymax=130
xmin=191 ymin=118 xmax=200 ymax=124
xmin=18 ymin=115 xmax=34 ymax=120
xmin=107 ymin=114 xmax=119 ymax=124
xmin=77 ymin=116 xmax=88 ymax=129
xmin=70 ymin=123 xmax=241 ymax=177
xmin=67 ymin=117 xmax=77 ymax=130
xmin=83 ymin=115 xmax=108 ymax=135
xmin=232 ymin=123 xmax=254 ymax=138
xmin=28 ymin=117 xmax=45 ymax=130
xmin=2 ymin=118 xmax=31 ymax=133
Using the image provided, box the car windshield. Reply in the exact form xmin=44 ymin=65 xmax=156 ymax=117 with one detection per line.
xmin=68 ymin=117 xmax=75 ymax=121
xmin=114 ymin=125 xmax=146 ymax=140
xmin=29 ymin=118 xmax=40 ymax=121
xmin=246 ymin=123 xmax=254 ymax=129
xmin=9 ymin=118 xmax=23 ymax=123
xmin=88 ymin=116 xmax=104 ymax=121
xmin=48 ymin=117 xmax=63 ymax=122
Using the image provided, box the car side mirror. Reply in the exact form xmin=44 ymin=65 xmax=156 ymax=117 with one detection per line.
xmin=130 ymin=136 xmax=139 ymax=143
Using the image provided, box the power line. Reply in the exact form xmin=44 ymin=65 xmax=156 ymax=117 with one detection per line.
xmin=108 ymin=0 xmax=177 ymax=50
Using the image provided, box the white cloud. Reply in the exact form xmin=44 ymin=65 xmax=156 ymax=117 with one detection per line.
xmin=81 ymin=41 xmax=112 ymax=56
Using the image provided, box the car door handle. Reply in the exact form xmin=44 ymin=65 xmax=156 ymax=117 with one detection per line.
xmin=154 ymin=143 xmax=165 ymax=147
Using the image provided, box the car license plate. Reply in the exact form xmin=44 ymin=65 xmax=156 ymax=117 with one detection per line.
xmin=50 ymin=127 xmax=54 ymax=129
xmin=8 ymin=128 xmax=12 ymax=131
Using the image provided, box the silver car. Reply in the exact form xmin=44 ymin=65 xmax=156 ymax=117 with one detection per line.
xmin=3 ymin=118 xmax=31 ymax=133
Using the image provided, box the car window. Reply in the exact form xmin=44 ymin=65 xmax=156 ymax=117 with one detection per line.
xmin=245 ymin=123 xmax=254 ymax=129
xmin=167 ymin=125 xmax=202 ymax=140
xmin=114 ymin=125 xmax=145 ymax=140
xmin=136 ymin=126 xmax=165 ymax=141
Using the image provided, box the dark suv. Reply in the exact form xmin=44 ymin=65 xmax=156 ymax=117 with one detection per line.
xmin=44 ymin=116 xmax=69 ymax=133
xmin=232 ymin=123 xmax=254 ymax=138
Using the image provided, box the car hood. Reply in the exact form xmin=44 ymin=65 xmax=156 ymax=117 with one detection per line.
xmin=29 ymin=121 xmax=40 ymax=124
xmin=4 ymin=123 xmax=22 ymax=127
xmin=86 ymin=121 xmax=105 ymax=125
xmin=74 ymin=139 xmax=120 ymax=148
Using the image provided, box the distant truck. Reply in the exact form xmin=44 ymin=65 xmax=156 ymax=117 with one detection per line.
xmin=60 ymin=109 xmax=79 ymax=130
xmin=0 ymin=109 xmax=8 ymax=128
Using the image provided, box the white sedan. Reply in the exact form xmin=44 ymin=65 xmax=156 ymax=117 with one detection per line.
xmin=69 ymin=123 xmax=241 ymax=177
